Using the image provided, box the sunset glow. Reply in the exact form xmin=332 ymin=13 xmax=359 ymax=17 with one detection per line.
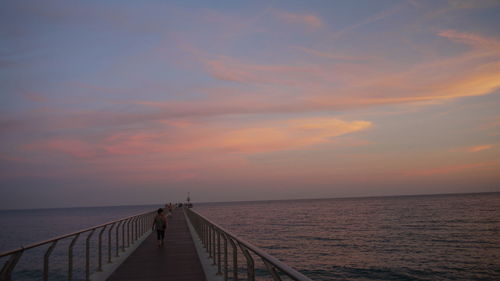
xmin=1 ymin=0 xmax=499 ymax=209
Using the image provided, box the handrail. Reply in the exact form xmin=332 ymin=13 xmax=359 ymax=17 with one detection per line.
xmin=0 ymin=209 xmax=157 ymax=281
xmin=0 ymin=210 xmax=153 ymax=257
xmin=185 ymin=208 xmax=313 ymax=281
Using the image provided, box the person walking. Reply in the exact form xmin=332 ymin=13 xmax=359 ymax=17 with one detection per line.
xmin=152 ymin=208 xmax=167 ymax=247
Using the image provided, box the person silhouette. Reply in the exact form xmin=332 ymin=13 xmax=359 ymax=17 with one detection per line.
xmin=152 ymin=208 xmax=167 ymax=247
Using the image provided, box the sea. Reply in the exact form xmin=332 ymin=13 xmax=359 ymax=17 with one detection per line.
xmin=1 ymin=192 xmax=499 ymax=281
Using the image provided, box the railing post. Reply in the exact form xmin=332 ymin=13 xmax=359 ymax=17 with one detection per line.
xmin=85 ymin=229 xmax=95 ymax=281
xmin=238 ymin=243 xmax=255 ymax=281
xmin=212 ymin=226 xmax=216 ymax=265
xmin=139 ymin=215 xmax=143 ymax=236
xmin=43 ymin=241 xmax=57 ymax=281
xmin=202 ymin=223 xmax=206 ymax=248
xmin=205 ymin=221 xmax=208 ymax=248
xmin=141 ymin=216 xmax=146 ymax=236
xmin=208 ymin=224 xmax=212 ymax=257
xmin=108 ymin=223 xmax=116 ymax=263
xmin=202 ymin=220 xmax=206 ymax=246
xmin=126 ymin=218 xmax=132 ymax=247
xmin=135 ymin=216 xmax=139 ymax=241
xmin=0 ymin=249 xmax=23 ymax=281
xmin=115 ymin=221 xmax=122 ymax=257
xmin=187 ymin=209 xmax=313 ymax=281
xmin=228 ymin=237 xmax=238 ymax=281
xmin=262 ymin=258 xmax=283 ymax=281
xmin=223 ymin=233 xmax=228 ymax=281
xmin=97 ymin=225 xmax=107 ymax=272
xmin=68 ymin=233 xmax=80 ymax=281
xmin=129 ymin=217 xmax=134 ymax=243
xmin=131 ymin=217 xmax=137 ymax=242
xmin=217 ymin=230 xmax=222 ymax=275
xmin=122 ymin=218 xmax=127 ymax=252
xmin=0 ymin=210 xmax=156 ymax=281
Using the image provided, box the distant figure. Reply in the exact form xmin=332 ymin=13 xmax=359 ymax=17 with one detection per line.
xmin=152 ymin=208 xmax=167 ymax=247
xmin=165 ymin=202 xmax=173 ymax=217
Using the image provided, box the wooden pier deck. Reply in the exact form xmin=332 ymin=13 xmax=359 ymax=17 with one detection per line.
xmin=106 ymin=208 xmax=207 ymax=281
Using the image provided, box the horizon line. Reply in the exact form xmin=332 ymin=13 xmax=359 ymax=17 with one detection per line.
xmin=1 ymin=190 xmax=499 ymax=212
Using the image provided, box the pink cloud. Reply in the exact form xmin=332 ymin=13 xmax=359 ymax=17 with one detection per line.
xmin=22 ymin=139 xmax=99 ymax=159
xmin=197 ymin=30 xmax=500 ymax=111
xmin=294 ymin=46 xmax=374 ymax=62
xmin=100 ymin=117 xmax=372 ymax=155
xmin=203 ymin=55 xmax=322 ymax=85
xmin=402 ymin=162 xmax=496 ymax=177
xmin=17 ymin=116 xmax=372 ymax=182
xmin=438 ymin=30 xmax=500 ymax=50
xmin=207 ymin=118 xmax=372 ymax=154
xmin=466 ymin=145 xmax=493 ymax=153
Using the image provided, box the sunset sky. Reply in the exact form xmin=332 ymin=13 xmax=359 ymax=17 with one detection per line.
xmin=1 ymin=0 xmax=499 ymax=209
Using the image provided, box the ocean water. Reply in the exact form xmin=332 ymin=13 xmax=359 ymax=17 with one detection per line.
xmin=195 ymin=193 xmax=500 ymax=281
xmin=0 ymin=204 xmax=157 ymax=281
xmin=1 ymin=193 xmax=499 ymax=281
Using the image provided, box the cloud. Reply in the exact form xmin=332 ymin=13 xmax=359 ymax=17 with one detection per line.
xmin=332 ymin=2 xmax=405 ymax=38
xmin=127 ymin=117 xmax=371 ymax=155
xmin=274 ymin=11 xmax=323 ymax=29
xmin=477 ymin=117 xmax=500 ymax=134
xmin=294 ymin=46 xmax=373 ymax=62
xmin=466 ymin=145 xmax=493 ymax=152
xmin=438 ymin=30 xmax=500 ymax=50
xmin=15 ymin=117 xmax=371 ymax=183
xmin=447 ymin=0 xmax=500 ymax=9
xmin=22 ymin=139 xmax=99 ymax=159
xmin=4 ymin=28 xmax=498 ymax=139
xmin=210 ymin=118 xmax=372 ymax=154
xmin=203 ymin=55 xmax=321 ymax=85
xmin=22 ymin=117 xmax=371 ymax=158
xmin=402 ymin=162 xmax=495 ymax=176
xmin=198 ymin=30 xmax=500 ymax=110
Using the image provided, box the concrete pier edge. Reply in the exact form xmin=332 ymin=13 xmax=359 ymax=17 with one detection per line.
xmin=184 ymin=210 xmax=224 ymax=281
xmin=90 ymin=230 xmax=152 ymax=281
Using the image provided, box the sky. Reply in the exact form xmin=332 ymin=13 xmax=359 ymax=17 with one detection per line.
xmin=1 ymin=0 xmax=499 ymax=209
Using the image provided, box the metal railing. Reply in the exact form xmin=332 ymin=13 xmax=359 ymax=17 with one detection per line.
xmin=0 ymin=210 xmax=156 ymax=281
xmin=185 ymin=208 xmax=313 ymax=281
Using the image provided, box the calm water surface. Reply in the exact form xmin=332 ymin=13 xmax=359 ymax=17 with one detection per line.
xmin=1 ymin=193 xmax=499 ymax=280
xmin=0 ymin=205 xmax=156 ymax=281
xmin=195 ymin=193 xmax=500 ymax=281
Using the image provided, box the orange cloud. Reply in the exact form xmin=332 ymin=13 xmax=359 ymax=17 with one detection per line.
xmin=196 ymin=29 xmax=500 ymax=112
xmin=104 ymin=117 xmax=372 ymax=155
xmin=466 ymin=145 xmax=493 ymax=152
xmin=22 ymin=118 xmax=372 ymax=161
xmin=211 ymin=118 xmax=372 ymax=153
xmin=274 ymin=11 xmax=323 ymax=28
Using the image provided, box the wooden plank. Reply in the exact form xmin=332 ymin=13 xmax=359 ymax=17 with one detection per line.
xmin=106 ymin=208 xmax=207 ymax=281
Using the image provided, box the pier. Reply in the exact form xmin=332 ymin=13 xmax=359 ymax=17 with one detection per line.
xmin=106 ymin=208 xmax=205 ymax=281
xmin=0 ymin=207 xmax=312 ymax=281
